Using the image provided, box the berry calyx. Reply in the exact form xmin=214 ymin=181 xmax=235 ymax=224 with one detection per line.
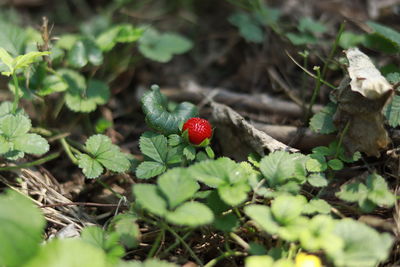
xmin=182 ymin=117 xmax=212 ymax=145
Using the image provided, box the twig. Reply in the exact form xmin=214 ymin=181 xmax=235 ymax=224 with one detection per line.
xmin=39 ymin=202 xmax=125 ymax=208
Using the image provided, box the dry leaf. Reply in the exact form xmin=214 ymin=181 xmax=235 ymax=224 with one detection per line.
xmin=346 ymin=47 xmax=392 ymax=99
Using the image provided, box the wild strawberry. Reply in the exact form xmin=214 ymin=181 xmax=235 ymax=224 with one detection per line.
xmin=182 ymin=117 xmax=212 ymax=145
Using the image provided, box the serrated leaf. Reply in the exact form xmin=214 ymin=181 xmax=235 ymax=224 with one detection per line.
xmin=302 ymin=199 xmax=332 ymax=215
xmin=386 ymin=72 xmax=400 ymax=84
xmin=138 ymin=28 xmax=193 ymax=63
xmin=0 ymin=190 xmax=45 ymax=267
xmin=309 ymin=103 xmax=337 ymax=134
xmin=366 ymin=173 xmax=395 ymax=207
xmin=109 ymin=214 xmax=140 ymax=249
xmin=0 ymin=47 xmax=13 ymax=73
xmin=85 ymin=134 xmax=130 ymax=173
xmin=271 ymin=195 xmax=307 ymax=225
xmin=135 ymin=161 xmax=166 ymax=179
xmin=133 ymin=184 xmax=167 ymax=216
xmin=168 ymin=134 xmax=182 ymax=146
xmin=244 ymin=205 xmax=280 ymax=235
xmin=218 ymin=182 xmax=250 ymax=206
xmin=306 ymin=154 xmax=327 ymax=172
xmin=141 ymin=87 xmax=198 ymax=135
xmin=24 ymin=239 xmax=109 ymax=267
xmin=328 ymin=159 xmax=344 ymax=170
xmin=183 ymin=145 xmax=196 ymax=161
xmin=78 ymin=154 xmax=104 ymax=178
xmin=384 ymin=95 xmax=400 ymax=127
xmin=13 ymin=51 xmax=50 ymax=72
xmin=157 ymin=168 xmax=199 ymax=209
xmin=166 ymin=202 xmax=214 ymax=226
xmin=38 ymin=74 xmax=68 ymax=96
xmin=331 ymin=219 xmax=393 ymax=267
xmin=0 ymin=135 xmax=11 ymax=154
xmin=0 ymin=101 xmax=25 ymax=117
xmin=307 ymin=173 xmax=328 ymax=187
xmin=139 ymin=132 xmax=168 ymax=163
xmin=259 ymin=151 xmax=301 ymax=187
xmin=96 ymin=24 xmax=143 ymax=52
xmin=68 ymin=40 xmax=87 ymax=68
xmin=336 ymin=182 xmax=368 ymax=202
xmin=13 ymin=133 xmax=49 ymax=155
xmin=0 ymin=114 xmax=31 ymax=138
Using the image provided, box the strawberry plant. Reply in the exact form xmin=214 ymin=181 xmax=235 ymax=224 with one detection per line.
xmin=0 ymin=1 xmax=399 ymax=267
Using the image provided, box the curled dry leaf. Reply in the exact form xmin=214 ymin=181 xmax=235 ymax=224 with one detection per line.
xmin=210 ymin=102 xmax=297 ymax=160
xmin=333 ymin=48 xmax=393 ymax=157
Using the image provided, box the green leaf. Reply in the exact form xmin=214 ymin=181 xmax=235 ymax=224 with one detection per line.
xmin=13 ymin=51 xmax=50 ymax=72
xmin=81 ymin=226 xmax=124 ymax=263
xmin=213 ymin=213 xmax=239 ymax=232
xmin=259 ymin=151 xmax=302 ymax=187
xmin=0 ymin=101 xmax=25 ymax=117
xmin=307 ymin=173 xmax=328 ymax=187
xmin=302 ymin=199 xmax=332 ymax=215
xmin=56 ymin=34 xmax=79 ymax=50
xmin=286 ymin=32 xmax=317 ymax=45
xmin=298 ymin=17 xmax=326 ymax=33
xmin=68 ymin=40 xmax=87 ymax=68
xmin=228 ymin=12 xmax=264 ymax=43
xmin=336 ymin=182 xmax=368 ymax=203
xmin=386 ymin=72 xmax=400 ymax=84
xmin=38 ymin=74 xmax=69 ymax=96
xmin=139 ymin=132 xmax=168 ymax=163
xmin=166 ymin=202 xmax=214 ymax=226
xmin=306 ymin=154 xmax=327 ymax=172
xmin=135 ymin=161 xmax=166 ymax=179
xmin=85 ymin=134 xmax=130 ymax=173
xmin=133 ymin=184 xmax=167 ymax=216
xmin=0 ymin=114 xmax=31 ymax=138
xmin=367 ymin=21 xmax=400 ymax=48
xmin=0 ymin=135 xmax=11 ymax=154
xmin=218 ymin=182 xmax=250 ymax=206
xmin=0 ymin=190 xmax=45 ymax=267
xmin=96 ymin=24 xmax=143 ymax=52
xmin=384 ymin=95 xmax=400 ymax=127
xmin=0 ymin=21 xmax=26 ymax=57
xmin=78 ymin=154 xmax=104 ymax=179
xmin=339 ymin=31 xmax=366 ymax=49
xmin=141 ymin=86 xmax=198 ymax=135
xmin=108 ymin=214 xmax=140 ymax=249
xmin=309 ymin=103 xmax=337 ymax=134
xmin=244 ymin=205 xmax=280 ymax=235
xmin=65 ymin=78 xmax=110 ymax=113
xmin=0 ymin=47 xmax=13 ymax=73
xmin=13 ymin=133 xmax=49 ymax=155
xmin=183 ymin=145 xmax=196 ymax=161
xmin=271 ymin=195 xmax=307 ymax=225
xmin=331 ymin=219 xmax=393 ymax=267
xmin=118 ymin=259 xmax=179 ymax=267
xmin=157 ymin=168 xmax=199 ymax=209
xmin=24 ymin=239 xmax=110 ymax=267
xmin=168 ymin=134 xmax=182 ymax=146
xmin=328 ymin=159 xmax=344 ymax=170
xmin=138 ymin=28 xmax=193 ymax=63
xmin=366 ymin=173 xmax=395 ymax=207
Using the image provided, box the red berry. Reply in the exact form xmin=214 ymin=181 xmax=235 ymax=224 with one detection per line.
xmin=182 ymin=117 xmax=212 ymax=145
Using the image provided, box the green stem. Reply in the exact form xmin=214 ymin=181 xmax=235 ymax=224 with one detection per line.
xmin=335 ymin=121 xmax=350 ymax=158
xmin=162 ymin=222 xmax=203 ymax=266
xmin=11 ymin=73 xmax=20 ymax=114
xmin=159 ymin=231 xmax=192 ymax=258
xmin=97 ymin=179 xmax=124 ymax=199
xmin=147 ymin=229 xmax=165 ymax=259
xmin=321 ymin=21 xmax=346 ymax=79
xmin=229 ymin=232 xmax=249 ymax=250
xmin=204 ymin=251 xmax=246 ymax=267
xmin=60 ymin=138 xmax=78 ymax=164
xmin=0 ymin=152 xmax=60 ymax=171
xmin=305 ymin=66 xmax=322 ymax=122
xmin=287 ymin=242 xmax=298 ymax=260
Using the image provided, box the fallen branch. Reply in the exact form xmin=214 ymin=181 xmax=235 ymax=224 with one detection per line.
xmin=161 ymin=81 xmax=323 ymax=118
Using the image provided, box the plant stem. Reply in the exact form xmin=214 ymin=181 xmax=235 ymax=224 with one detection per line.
xmin=229 ymin=232 xmax=249 ymax=250
xmin=97 ymin=179 xmax=125 ymax=199
xmin=305 ymin=66 xmax=322 ymax=123
xmin=162 ymin=222 xmax=203 ymax=266
xmin=204 ymin=251 xmax=246 ymax=267
xmin=159 ymin=231 xmax=192 ymax=258
xmin=147 ymin=229 xmax=164 ymax=259
xmin=11 ymin=73 xmax=20 ymax=114
xmin=335 ymin=121 xmax=350 ymax=158
xmin=0 ymin=152 xmax=60 ymax=171
xmin=321 ymin=21 xmax=346 ymax=79
xmin=60 ymin=138 xmax=78 ymax=164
